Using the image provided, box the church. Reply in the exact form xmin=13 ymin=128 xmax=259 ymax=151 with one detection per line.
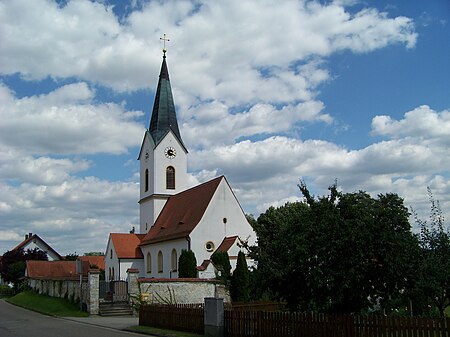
xmin=105 ymin=48 xmax=256 ymax=281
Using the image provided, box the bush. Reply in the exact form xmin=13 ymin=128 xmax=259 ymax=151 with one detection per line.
xmin=0 ymin=284 xmax=14 ymax=297
xmin=231 ymin=251 xmax=250 ymax=302
xmin=211 ymin=251 xmax=231 ymax=280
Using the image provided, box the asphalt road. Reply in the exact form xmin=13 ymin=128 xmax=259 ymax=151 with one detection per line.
xmin=0 ymin=300 xmax=142 ymax=337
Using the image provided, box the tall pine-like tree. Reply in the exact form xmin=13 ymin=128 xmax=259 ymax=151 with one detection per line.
xmin=231 ymin=251 xmax=250 ymax=302
xmin=178 ymin=249 xmax=197 ymax=278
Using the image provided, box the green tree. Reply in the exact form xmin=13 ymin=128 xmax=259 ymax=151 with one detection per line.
xmin=65 ymin=253 xmax=79 ymax=261
xmin=0 ymin=248 xmax=48 ymax=292
xmin=231 ymin=251 xmax=250 ymax=302
xmin=251 ymin=181 xmax=419 ymax=313
xmin=178 ymin=249 xmax=197 ymax=278
xmin=413 ymin=188 xmax=450 ymax=317
xmin=211 ymin=251 xmax=231 ymax=280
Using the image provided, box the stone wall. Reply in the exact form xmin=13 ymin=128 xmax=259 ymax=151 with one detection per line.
xmin=27 ymin=271 xmax=100 ymax=314
xmin=28 ymin=278 xmax=88 ymax=304
xmin=136 ymin=278 xmax=230 ymax=304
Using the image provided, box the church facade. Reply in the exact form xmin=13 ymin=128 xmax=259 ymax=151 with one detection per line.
xmin=105 ymin=51 xmax=255 ymax=281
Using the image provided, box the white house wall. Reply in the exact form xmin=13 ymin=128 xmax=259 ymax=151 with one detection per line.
xmin=105 ymin=238 xmax=118 ymax=281
xmin=190 ymin=178 xmax=257 ymax=265
xmin=140 ymin=238 xmax=188 ymax=279
xmin=22 ymin=240 xmax=60 ymax=261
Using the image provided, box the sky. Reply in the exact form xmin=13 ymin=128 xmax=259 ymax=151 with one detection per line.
xmin=0 ymin=0 xmax=449 ymax=256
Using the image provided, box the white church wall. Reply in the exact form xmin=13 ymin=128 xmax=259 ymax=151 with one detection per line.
xmin=117 ymin=259 xmax=144 ymax=280
xmin=140 ymin=238 xmax=188 ymax=279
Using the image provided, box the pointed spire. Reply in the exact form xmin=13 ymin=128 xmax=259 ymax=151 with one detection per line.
xmin=149 ymin=50 xmax=184 ymax=148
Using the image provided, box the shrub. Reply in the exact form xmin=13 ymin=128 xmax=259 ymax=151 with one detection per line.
xmin=178 ymin=250 xmax=197 ymax=278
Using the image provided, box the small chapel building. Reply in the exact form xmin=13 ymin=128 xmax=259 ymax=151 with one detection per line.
xmin=105 ymin=50 xmax=256 ymax=281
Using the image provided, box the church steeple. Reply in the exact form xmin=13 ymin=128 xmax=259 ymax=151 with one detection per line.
xmin=149 ymin=52 xmax=185 ymax=149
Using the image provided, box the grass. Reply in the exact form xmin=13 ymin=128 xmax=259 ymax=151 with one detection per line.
xmin=126 ymin=325 xmax=203 ymax=337
xmin=6 ymin=291 xmax=89 ymax=317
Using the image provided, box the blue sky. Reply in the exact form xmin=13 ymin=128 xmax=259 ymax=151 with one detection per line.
xmin=0 ymin=0 xmax=449 ymax=255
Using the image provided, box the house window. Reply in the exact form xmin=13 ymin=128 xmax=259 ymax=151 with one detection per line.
xmin=171 ymin=249 xmax=177 ymax=272
xmin=166 ymin=166 xmax=175 ymax=189
xmin=146 ymin=252 xmax=152 ymax=273
xmin=145 ymin=169 xmax=149 ymax=192
xmin=158 ymin=251 xmax=163 ymax=273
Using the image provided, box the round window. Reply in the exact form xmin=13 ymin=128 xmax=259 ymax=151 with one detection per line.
xmin=205 ymin=241 xmax=215 ymax=252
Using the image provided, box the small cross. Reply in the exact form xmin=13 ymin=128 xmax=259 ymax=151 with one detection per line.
xmin=160 ymin=34 xmax=170 ymax=54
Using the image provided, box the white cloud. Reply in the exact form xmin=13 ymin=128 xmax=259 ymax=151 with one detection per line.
xmin=0 ymin=83 xmax=144 ymax=155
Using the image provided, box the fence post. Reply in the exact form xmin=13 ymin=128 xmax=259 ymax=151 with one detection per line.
xmin=88 ymin=270 xmax=100 ymax=315
xmin=204 ymin=297 xmax=224 ymax=337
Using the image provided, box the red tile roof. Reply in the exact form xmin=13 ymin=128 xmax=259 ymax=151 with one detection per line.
xmin=78 ymin=256 xmax=105 ymax=270
xmin=13 ymin=234 xmax=62 ymax=260
xmin=25 ymin=260 xmax=90 ymax=279
xmin=140 ymin=176 xmax=223 ymax=245
xmin=215 ymin=236 xmax=239 ymax=254
xmin=110 ymin=233 xmax=145 ymax=259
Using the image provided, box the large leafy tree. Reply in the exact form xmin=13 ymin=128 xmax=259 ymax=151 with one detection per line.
xmin=0 ymin=248 xmax=48 ymax=291
xmin=251 ymin=182 xmax=419 ymax=313
xmin=413 ymin=189 xmax=450 ymax=317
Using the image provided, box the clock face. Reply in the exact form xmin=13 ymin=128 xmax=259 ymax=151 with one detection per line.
xmin=164 ymin=146 xmax=176 ymax=159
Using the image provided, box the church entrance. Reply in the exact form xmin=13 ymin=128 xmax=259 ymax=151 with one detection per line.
xmin=99 ymin=280 xmax=129 ymax=304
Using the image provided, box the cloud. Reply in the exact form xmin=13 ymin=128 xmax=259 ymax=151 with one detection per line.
xmin=0 ymin=83 xmax=144 ymax=155
xmin=372 ymin=105 xmax=450 ymax=144
xmin=0 ymin=176 xmax=139 ymax=254
xmin=0 ymin=0 xmax=417 ymax=94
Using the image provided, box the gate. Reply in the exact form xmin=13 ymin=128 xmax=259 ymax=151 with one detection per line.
xmin=99 ymin=280 xmax=129 ymax=303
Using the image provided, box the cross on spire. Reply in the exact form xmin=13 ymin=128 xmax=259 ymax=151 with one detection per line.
xmin=160 ymin=34 xmax=170 ymax=56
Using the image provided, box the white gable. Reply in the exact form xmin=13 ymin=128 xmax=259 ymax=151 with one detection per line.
xmin=189 ymin=178 xmax=256 ymax=266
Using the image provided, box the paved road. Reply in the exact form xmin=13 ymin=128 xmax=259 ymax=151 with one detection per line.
xmin=0 ymin=300 xmax=143 ymax=337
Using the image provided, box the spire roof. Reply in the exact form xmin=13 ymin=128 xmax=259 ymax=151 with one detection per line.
xmin=149 ymin=53 xmax=185 ymax=148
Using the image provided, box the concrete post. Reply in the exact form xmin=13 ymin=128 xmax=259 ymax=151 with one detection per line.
xmin=127 ymin=268 xmax=140 ymax=314
xmin=204 ymin=297 xmax=224 ymax=337
xmin=87 ymin=270 xmax=100 ymax=315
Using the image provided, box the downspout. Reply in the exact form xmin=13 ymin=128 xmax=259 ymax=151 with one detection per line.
xmin=186 ymin=236 xmax=191 ymax=251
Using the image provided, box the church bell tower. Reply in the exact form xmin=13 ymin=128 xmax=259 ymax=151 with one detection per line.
xmin=138 ymin=44 xmax=188 ymax=234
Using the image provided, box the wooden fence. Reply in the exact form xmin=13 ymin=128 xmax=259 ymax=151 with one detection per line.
xmin=139 ymin=303 xmax=204 ymax=334
xmin=140 ymin=303 xmax=450 ymax=337
xmin=225 ymin=311 xmax=450 ymax=337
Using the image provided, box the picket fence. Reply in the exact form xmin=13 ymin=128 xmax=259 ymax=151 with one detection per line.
xmin=139 ymin=303 xmax=450 ymax=337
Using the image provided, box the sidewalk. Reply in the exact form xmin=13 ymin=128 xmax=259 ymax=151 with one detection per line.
xmin=64 ymin=315 xmax=139 ymax=331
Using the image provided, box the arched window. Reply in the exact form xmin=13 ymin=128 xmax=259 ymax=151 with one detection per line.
xmin=146 ymin=252 xmax=152 ymax=273
xmin=158 ymin=251 xmax=163 ymax=273
xmin=144 ymin=169 xmax=149 ymax=192
xmin=166 ymin=166 xmax=175 ymax=190
xmin=112 ymin=267 xmax=115 ymax=280
xmin=109 ymin=267 xmax=111 ymax=281
xmin=110 ymin=249 xmax=113 ymax=259
xmin=171 ymin=249 xmax=177 ymax=272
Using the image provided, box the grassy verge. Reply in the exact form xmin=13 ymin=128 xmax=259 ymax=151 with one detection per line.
xmin=126 ymin=325 xmax=203 ymax=337
xmin=6 ymin=291 xmax=89 ymax=317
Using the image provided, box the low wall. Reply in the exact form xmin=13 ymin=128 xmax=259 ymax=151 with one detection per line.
xmin=27 ymin=270 xmax=100 ymax=314
xmin=28 ymin=277 xmax=88 ymax=305
xmin=136 ymin=278 xmax=230 ymax=304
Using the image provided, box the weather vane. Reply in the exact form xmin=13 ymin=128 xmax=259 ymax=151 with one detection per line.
xmin=160 ymin=34 xmax=170 ymax=55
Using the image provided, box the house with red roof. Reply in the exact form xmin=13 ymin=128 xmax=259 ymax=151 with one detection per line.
xmin=105 ymin=50 xmax=256 ymax=280
xmin=12 ymin=233 xmax=62 ymax=261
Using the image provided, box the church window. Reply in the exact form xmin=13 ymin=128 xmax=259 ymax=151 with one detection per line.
xmin=166 ymin=166 xmax=175 ymax=189
xmin=112 ymin=267 xmax=115 ymax=280
xmin=146 ymin=252 xmax=152 ymax=273
xmin=158 ymin=251 xmax=163 ymax=273
xmin=110 ymin=249 xmax=113 ymax=259
xmin=171 ymin=249 xmax=177 ymax=272
xmin=145 ymin=169 xmax=149 ymax=192
xmin=205 ymin=241 xmax=215 ymax=252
